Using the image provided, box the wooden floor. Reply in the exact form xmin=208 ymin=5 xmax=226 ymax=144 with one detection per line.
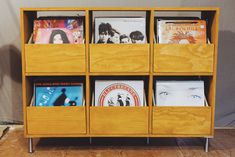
xmin=0 ymin=127 xmax=234 ymax=157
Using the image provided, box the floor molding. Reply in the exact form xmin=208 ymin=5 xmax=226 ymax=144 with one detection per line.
xmin=214 ymin=127 xmax=235 ymax=129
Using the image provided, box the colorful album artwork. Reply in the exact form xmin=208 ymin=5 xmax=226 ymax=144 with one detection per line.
xmin=33 ymin=18 xmax=84 ymax=44
xmin=157 ymin=20 xmax=207 ymax=44
xmin=34 ymin=82 xmax=83 ymax=107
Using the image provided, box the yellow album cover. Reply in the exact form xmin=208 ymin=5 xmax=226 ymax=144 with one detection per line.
xmin=157 ymin=20 xmax=207 ymax=44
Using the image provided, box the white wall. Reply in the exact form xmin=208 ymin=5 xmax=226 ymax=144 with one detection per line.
xmin=0 ymin=0 xmax=234 ymax=126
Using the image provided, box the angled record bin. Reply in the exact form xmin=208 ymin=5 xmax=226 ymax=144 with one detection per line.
xmin=25 ymin=44 xmax=86 ymax=73
xmin=90 ymin=106 xmax=149 ymax=135
xmin=152 ymin=106 xmax=212 ymax=136
xmin=90 ymin=44 xmax=150 ymax=73
xmin=153 ymin=44 xmax=214 ymax=74
xmin=26 ymin=106 xmax=86 ymax=136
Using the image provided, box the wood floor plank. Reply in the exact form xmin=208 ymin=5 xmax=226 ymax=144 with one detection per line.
xmin=0 ymin=127 xmax=234 ymax=157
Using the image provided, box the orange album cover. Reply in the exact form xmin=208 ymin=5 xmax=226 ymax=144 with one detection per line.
xmin=157 ymin=20 xmax=207 ymax=44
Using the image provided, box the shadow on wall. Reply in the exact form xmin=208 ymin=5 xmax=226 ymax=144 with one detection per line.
xmin=0 ymin=45 xmax=22 ymax=86
xmin=215 ymin=30 xmax=235 ymax=127
xmin=0 ymin=44 xmax=22 ymax=123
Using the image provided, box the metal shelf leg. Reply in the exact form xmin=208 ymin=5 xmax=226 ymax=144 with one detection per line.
xmin=28 ymin=138 xmax=33 ymax=153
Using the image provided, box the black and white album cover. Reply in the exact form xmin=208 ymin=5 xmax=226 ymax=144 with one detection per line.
xmin=95 ymin=17 xmax=146 ymax=44
xmin=155 ymin=81 xmax=205 ymax=106
xmin=95 ymin=80 xmax=144 ymax=106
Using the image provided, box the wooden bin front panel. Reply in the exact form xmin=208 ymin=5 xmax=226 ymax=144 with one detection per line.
xmin=27 ymin=107 xmax=86 ymax=135
xmin=90 ymin=107 xmax=149 ymax=135
xmin=25 ymin=44 xmax=86 ymax=73
xmin=90 ymin=44 xmax=150 ymax=73
xmin=152 ymin=107 xmax=211 ymax=135
xmin=154 ymin=44 xmax=214 ymax=73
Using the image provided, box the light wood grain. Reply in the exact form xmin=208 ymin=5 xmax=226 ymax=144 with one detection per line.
xmin=85 ymin=10 xmax=90 ymax=135
xmin=21 ymin=7 xmax=219 ymax=11
xmin=27 ymin=107 xmax=86 ymax=135
xmin=154 ymin=7 xmax=219 ymax=11
xmin=20 ymin=8 xmax=219 ymax=139
xmin=25 ymin=44 xmax=86 ymax=73
xmin=89 ymin=72 xmax=150 ymax=76
xmin=21 ymin=10 xmax=37 ymax=137
xmin=201 ymin=10 xmax=220 ymax=137
xmin=21 ymin=7 xmax=150 ymax=11
xmin=90 ymin=107 xmax=149 ymax=135
xmin=152 ymin=107 xmax=212 ymax=135
xmin=154 ymin=44 xmax=214 ymax=73
xmin=25 ymin=72 xmax=86 ymax=76
xmin=20 ymin=9 xmax=27 ymax=136
xmin=154 ymin=72 xmax=213 ymax=76
xmin=209 ymin=10 xmax=220 ymax=137
xmin=209 ymin=10 xmax=219 ymax=137
xmin=90 ymin=44 xmax=150 ymax=73
xmin=148 ymin=10 xmax=155 ymax=134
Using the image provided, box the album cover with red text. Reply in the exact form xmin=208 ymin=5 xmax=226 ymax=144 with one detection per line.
xmin=157 ymin=20 xmax=207 ymax=44
xmin=95 ymin=80 xmax=144 ymax=107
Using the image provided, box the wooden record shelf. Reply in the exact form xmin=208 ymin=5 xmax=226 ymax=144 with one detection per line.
xmin=20 ymin=7 xmax=219 ymax=153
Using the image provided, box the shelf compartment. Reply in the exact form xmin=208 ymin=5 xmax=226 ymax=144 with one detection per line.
xmin=153 ymin=44 xmax=214 ymax=73
xmin=25 ymin=44 xmax=86 ymax=73
xmin=89 ymin=44 xmax=150 ymax=73
xmin=90 ymin=107 xmax=149 ymax=135
xmin=26 ymin=106 xmax=86 ymax=135
xmin=152 ymin=106 xmax=211 ymax=135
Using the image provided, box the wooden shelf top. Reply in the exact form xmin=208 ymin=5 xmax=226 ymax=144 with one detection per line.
xmin=20 ymin=7 xmax=219 ymax=12
xmin=89 ymin=72 xmax=150 ymax=76
xmin=25 ymin=72 xmax=86 ymax=76
xmin=153 ymin=72 xmax=214 ymax=76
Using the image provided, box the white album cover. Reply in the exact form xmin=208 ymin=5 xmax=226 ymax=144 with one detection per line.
xmin=95 ymin=80 xmax=144 ymax=106
xmin=94 ymin=17 xmax=146 ymax=44
xmin=156 ymin=81 xmax=205 ymax=106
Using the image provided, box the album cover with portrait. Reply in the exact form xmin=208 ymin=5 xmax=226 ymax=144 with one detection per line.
xmin=34 ymin=81 xmax=83 ymax=107
xmin=94 ymin=17 xmax=146 ymax=44
xmin=95 ymin=80 xmax=144 ymax=106
xmin=33 ymin=18 xmax=84 ymax=44
xmin=157 ymin=20 xmax=207 ymax=44
xmin=155 ymin=81 xmax=205 ymax=106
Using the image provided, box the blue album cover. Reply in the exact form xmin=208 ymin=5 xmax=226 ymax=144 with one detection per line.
xmin=35 ymin=82 xmax=83 ymax=107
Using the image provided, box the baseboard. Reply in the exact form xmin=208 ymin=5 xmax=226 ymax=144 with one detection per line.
xmin=214 ymin=127 xmax=235 ymax=129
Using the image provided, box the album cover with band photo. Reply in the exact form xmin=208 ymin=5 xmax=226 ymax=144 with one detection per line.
xmin=95 ymin=80 xmax=144 ymax=107
xmin=94 ymin=17 xmax=146 ymax=44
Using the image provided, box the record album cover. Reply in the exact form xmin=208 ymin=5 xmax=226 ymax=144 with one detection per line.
xmin=95 ymin=80 xmax=144 ymax=106
xmin=34 ymin=81 xmax=83 ymax=107
xmin=33 ymin=18 xmax=84 ymax=44
xmin=156 ymin=80 xmax=205 ymax=106
xmin=157 ymin=20 xmax=207 ymax=44
xmin=95 ymin=17 xmax=146 ymax=44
